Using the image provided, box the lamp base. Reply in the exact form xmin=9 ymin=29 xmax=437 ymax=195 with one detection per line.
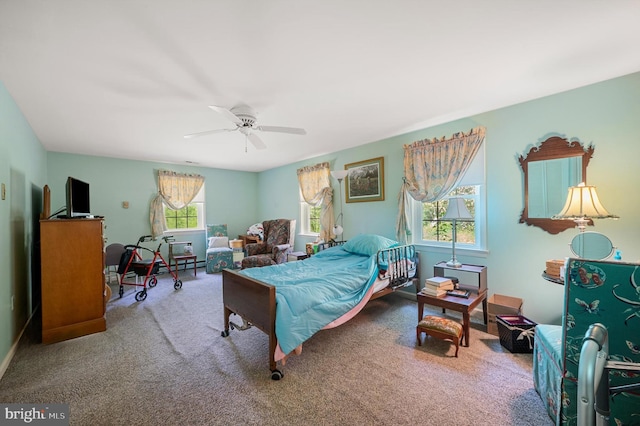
xmin=446 ymin=259 xmax=462 ymax=268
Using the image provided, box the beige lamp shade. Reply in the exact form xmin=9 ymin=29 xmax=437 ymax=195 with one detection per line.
xmin=553 ymin=183 xmax=618 ymax=220
xmin=552 ymin=182 xmax=618 ymax=232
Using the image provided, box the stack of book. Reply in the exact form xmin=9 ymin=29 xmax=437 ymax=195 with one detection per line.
xmin=420 ymin=276 xmax=455 ymax=296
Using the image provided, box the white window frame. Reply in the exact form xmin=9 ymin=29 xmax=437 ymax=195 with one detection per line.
xmin=299 ymin=190 xmax=321 ymax=236
xmin=409 ymin=142 xmax=487 ymax=253
xmin=163 ymin=184 xmax=206 ymax=234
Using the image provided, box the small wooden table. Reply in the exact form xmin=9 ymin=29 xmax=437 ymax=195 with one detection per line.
xmin=417 ymin=289 xmax=488 ymax=347
xmin=168 ymin=241 xmax=197 ymax=276
xmin=238 ymin=234 xmax=261 ymax=248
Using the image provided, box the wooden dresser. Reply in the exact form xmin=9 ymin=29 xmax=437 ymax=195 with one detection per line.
xmin=40 ymin=218 xmax=107 ymax=344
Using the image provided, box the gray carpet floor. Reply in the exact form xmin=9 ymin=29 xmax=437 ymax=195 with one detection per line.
xmin=0 ymin=269 xmax=552 ymax=425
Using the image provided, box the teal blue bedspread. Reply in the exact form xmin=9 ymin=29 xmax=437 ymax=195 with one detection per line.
xmin=239 ymin=246 xmax=378 ymax=355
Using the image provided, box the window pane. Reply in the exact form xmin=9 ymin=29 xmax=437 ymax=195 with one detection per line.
xmin=165 ymin=204 xmax=200 ymax=230
xmin=162 ymin=184 xmax=205 ymax=231
xmin=310 ymin=206 xmax=321 ymax=233
xmin=421 ymin=186 xmax=476 ymax=245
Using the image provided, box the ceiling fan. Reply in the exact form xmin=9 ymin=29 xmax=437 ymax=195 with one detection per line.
xmin=184 ymin=104 xmax=306 ymax=150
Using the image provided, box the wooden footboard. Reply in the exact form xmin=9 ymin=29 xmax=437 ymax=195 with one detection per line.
xmin=221 ymin=269 xmax=278 ymax=375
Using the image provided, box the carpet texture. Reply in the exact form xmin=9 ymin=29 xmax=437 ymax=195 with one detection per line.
xmin=0 ymin=269 xmax=552 ymax=425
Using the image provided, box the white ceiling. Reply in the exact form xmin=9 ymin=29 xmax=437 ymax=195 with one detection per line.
xmin=2 ymin=1 xmax=640 ymax=172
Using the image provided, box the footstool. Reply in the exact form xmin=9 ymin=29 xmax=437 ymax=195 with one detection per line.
xmin=416 ymin=315 xmax=464 ymax=357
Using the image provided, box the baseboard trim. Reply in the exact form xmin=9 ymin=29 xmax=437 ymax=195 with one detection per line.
xmin=0 ymin=308 xmax=36 ymax=381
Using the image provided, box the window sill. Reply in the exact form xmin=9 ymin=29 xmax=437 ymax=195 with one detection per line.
xmin=413 ymin=242 xmax=489 ymax=258
xmin=298 ymin=232 xmax=320 ymax=238
xmin=164 ymin=228 xmax=205 ymax=236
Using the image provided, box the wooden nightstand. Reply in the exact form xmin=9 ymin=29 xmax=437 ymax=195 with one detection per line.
xmin=238 ymin=234 xmax=261 ymax=248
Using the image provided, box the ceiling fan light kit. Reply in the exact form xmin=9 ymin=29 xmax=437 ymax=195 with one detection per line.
xmin=184 ymin=104 xmax=306 ymax=151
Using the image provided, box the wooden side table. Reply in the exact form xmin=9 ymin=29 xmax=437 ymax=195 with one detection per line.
xmin=417 ymin=289 xmax=488 ymax=347
xmin=238 ymin=234 xmax=261 ymax=248
xmin=169 ymin=241 xmax=197 ymax=276
xmin=433 ymin=261 xmax=487 ymax=292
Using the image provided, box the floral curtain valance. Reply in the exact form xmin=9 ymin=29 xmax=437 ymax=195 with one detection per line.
xmin=297 ymin=162 xmax=334 ymax=242
xmin=150 ymin=170 xmax=205 ymax=238
xmin=396 ymin=127 xmax=485 ymax=243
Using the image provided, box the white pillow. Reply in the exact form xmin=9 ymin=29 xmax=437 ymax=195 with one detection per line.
xmin=208 ymin=236 xmax=229 ymax=249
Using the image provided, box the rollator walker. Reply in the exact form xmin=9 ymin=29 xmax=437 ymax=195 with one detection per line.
xmin=117 ymin=235 xmax=182 ymax=301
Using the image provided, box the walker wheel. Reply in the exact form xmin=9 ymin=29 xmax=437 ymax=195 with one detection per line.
xmin=148 ymin=276 xmax=157 ymax=288
xmin=221 ymin=330 xmax=229 ymax=337
xmin=174 ymin=279 xmax=182 ymax=290
xmin=271 ymin=370 xmax=283 ymax=381
xmin=119 ymin=286 xmax=124 ymax=298
xmin=135 ymin=290 xmax=147 ymax=302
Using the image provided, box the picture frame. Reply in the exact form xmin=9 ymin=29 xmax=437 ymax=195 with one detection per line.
xmin=344 ymin=157 xmax=385 ymax=203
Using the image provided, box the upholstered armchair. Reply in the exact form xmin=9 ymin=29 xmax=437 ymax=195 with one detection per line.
xmin=241 ymin=219 xmax=292 ymax=269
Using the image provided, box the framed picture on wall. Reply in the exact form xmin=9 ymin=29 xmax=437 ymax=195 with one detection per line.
xmin=344 ymin=156 xmax=385 ymax=203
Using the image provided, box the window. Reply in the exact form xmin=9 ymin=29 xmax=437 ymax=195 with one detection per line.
xmin=164 ymin=184 xmax=205 ymax=232
xmin=410 ymin=143 xmax=486 ymax=251
xmin=420 ymin=186 xmax=479 ymax=243
xmin=300 ymin=191 xmax=321 ymax=235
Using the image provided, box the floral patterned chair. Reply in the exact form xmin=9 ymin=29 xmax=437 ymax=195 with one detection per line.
xmin=241 ymin=219 xmax=293 ymax=269
xmin=205 ymin=224 xmax=234 ymax=273
xmin=533 ymin=258 xmax=640 ymax=425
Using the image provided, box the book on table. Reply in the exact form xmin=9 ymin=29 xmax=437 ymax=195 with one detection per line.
xmin=446 ymin=289 xmax=470 ymax=298
xmin=420 ymin=287 xmax=448 ymax=296
xmin=424 ymin=277 xmax=454 ymax=292
xmin=425 ymin=276 xmax=454 ymax=287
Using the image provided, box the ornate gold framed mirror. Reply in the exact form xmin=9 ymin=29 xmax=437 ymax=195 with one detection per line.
xmin=518 ymin=136 xmax=594 ymax=234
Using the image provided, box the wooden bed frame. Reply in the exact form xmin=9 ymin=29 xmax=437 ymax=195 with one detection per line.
xmin=221 ymin=243 xmax=419 ymax=380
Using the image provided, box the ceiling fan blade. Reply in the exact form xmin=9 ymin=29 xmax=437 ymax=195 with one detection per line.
xmin=209 ymin=105 xmax=243 ymax=125
xmin=248 ymin=132 xmax=267 ymax=150
xmin=256 ymin=125 xmax=307 ymax=135
xmin=184 ymin=128 xmax=235 ymax=139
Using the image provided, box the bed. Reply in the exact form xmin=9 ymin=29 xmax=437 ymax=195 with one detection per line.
xmin=221 ymin=234 xmax=419 ymax=379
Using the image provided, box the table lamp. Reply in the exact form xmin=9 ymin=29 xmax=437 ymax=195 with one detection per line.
xmin=552 ymin=182 xmax=618 ymax=232
xmin=442 ymin=197 xmax=473 ymax=268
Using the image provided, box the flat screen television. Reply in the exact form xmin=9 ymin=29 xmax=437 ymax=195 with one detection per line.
xmin=66 ymin=176 xmax=91 ymax=218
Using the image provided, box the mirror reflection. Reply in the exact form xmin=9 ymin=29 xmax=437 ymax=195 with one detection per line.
xmin=570 ymin=232 xmax=615 ymax=260
xmin=528 ymin=156 xmax=582 ymax=218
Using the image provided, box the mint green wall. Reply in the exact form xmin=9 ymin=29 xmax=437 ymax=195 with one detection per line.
xmin=2 ymin=73 xmax=640 ymax=373
xmin=0 ymin=82 xmax=48 ymax=372
xmin=258 ymin=72 xmax=640 ymax=325
xmin=46 ymin=153 xmax=260 ymax=261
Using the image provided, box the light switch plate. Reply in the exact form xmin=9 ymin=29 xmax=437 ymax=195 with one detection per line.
xmin=1 ymin=183 xmax=5 ymax=200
